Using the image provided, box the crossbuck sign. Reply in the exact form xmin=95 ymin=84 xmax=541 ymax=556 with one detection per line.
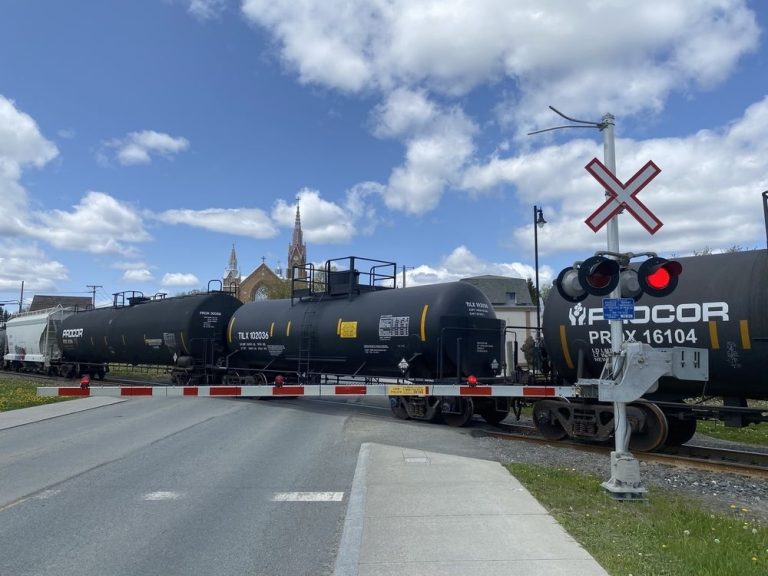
xmin=585 ymin=158 xmax=662 ymax=234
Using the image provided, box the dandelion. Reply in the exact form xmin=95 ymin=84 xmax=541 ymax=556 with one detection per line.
xmin=730 ymin=505 xmax=737 ymax=509
xmin=683 ymin=530 xmax=690 ymax=537
xmin=753 ymin=557 xmax=758 ymax=562
xmin=753 ymin=528 xmax=758 ymax=534
xmin=662 ymin=544 xmax=667 ymax=549
xmin=742 ymin=508 xmax=749 ymax=512
xmin=714 ymin=539 xmax=720 ymax=544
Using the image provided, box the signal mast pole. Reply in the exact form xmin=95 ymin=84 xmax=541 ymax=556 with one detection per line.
xmin=600 ymin=115 xmax=631 ymax=455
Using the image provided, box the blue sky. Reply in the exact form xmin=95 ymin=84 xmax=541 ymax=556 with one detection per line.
xmin=1 ymin=0 xmax=767 ymax=307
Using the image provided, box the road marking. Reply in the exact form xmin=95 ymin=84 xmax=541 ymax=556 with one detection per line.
xmin=143 ymin=491 xmax=182 ymax=501
xmin=271 ymin=492 xmax=344 ymax=502
xmin=34 ymin=490 xmax=61 ymax=500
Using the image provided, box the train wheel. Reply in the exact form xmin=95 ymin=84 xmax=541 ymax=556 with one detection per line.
xmin=664 ymin=417 xmax=697 ymax=447
xmin=389 ymin=397 xmax=410 ymax=420
xmin=442 ymin=398 xmax=474 ymax=427
xmin=628 ymin=402 xmax=669 ymax=452
xmin=533 ymin=399 xmax=568 ymax=441
xmin=478 ymin=403 xmax=510 ymax=425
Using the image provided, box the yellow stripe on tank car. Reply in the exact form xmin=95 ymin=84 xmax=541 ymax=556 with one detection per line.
xmin=122 ymin=335 xmax=126 ymax=346
xmin=337 ymin=318 xmax=342 ymax=336
xmin=181 ymin=332 xmax=189 ymax=355
xmin=270 ymin=322 xmax=274 ymax=337
xmin=740 ymin=320 xmax=752 ymax=350
xmin=420 ymin=305 xmax=429 ymax=342
xmin=227 ymin=317 xmax=236 ymax=344
xmin=559 ymin=325 xmax=575 ymax=370
xmin=286 ymin=320 xmax=292 ymax=337
xmin=708 ymin=321 xmax=720 ymax=350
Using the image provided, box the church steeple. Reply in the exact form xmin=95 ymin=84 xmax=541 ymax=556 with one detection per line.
xmin=226 ymin=243 xmax=239 ymax=277
xmin=223 ymin=243 xmax=241 ymax=295
xmin=287 ymin=205 xmax=307 ymax=278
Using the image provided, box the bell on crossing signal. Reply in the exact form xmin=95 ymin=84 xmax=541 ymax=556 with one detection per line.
xmin=637 ymin=257 xmax=682 ymax=297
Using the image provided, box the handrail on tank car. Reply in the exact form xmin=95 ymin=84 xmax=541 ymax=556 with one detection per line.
xmin=113 ymin=291 xmax=146 ymax=308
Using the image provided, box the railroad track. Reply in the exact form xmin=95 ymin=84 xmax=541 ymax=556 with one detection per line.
xmin=479 ymin=422 xmax=768 ymax=478
xmin=0 ymin=370 xmax=166 ymax=388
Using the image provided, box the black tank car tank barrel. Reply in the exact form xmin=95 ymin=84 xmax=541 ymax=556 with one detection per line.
xmin=60 ymin=292 xmax=242 ymax=367
xmin=542 ymin=249 xmax=768 ymax=399
xmin=227 ymin=281 xmax=505 ymax=380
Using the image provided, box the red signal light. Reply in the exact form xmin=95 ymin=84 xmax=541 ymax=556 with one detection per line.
xmin=577 ymin=256 xmax=620 ymax=296
xmin=646 ymin=267 xmax=670 ymax=290
xmin=638 ymin=257 xmax=682 ymax=297
xmin=467 ymin=375 xmax=478 ymax=386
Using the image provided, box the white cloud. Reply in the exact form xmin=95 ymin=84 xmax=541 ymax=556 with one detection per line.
xmin=0 ymin=240 xmax=68 ymax=292
xmin=0 ymin=95 xmax=59 ymax=237
xmin=32 ymin=191 xmax=151 ymax=255
xmin=155 ymin=207 xmax=278 ymax=238
xmin=188 ymin=0 xmax=227 ymax=20
xmin=373 ymin=90 xmax=477 ymax=214
xmin=161 ymin=273 xmax=200 ymax=287
xmin=407 ymin=245 xmax=554 ymax=287
xmin=105 ymin=130 xmax=190 ymax=166
xmin=461 ymin=96 xmax=768 ymax=257
xmin=241 ymin=0 xmax=759 ymax=216
xmin=272 ymin=187 xmax=361 ymax=243
xmin=241 ymin=1 xmax=758 ymax=116
xmin=122 ymin=269 xmax=154 ymax=283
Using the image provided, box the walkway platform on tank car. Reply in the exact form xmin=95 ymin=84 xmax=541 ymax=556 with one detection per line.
xmin=334 ymin=442 xmax=608 ymax=576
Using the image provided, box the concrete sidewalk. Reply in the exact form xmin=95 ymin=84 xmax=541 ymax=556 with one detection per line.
xmin=334 ymin=442 xmax=609 ymax=576
xmin=0 ymin=397 xmax=124 ymax=430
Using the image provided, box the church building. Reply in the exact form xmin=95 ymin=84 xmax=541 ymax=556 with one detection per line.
xmin=224 ymin=206 xmax=307 ymax=303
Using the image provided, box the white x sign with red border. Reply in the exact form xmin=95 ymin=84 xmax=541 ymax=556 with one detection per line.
xmin=585 ymin=158 xmax=662 ymax=234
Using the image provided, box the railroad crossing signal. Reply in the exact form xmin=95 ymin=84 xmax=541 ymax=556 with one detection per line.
xmin=555 ymin=256 xmax=682 ymax=303
xmin=585 ymin=158 xmax=662 ymax=234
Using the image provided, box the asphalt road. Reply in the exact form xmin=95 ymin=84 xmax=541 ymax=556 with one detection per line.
xmin=0 ymin=396 xmax=494 ymax=576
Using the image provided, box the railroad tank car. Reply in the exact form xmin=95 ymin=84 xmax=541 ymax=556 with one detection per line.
xmin=537 ymin=249 xmax=768 ymax=450
xmin=60 ymin=291 xmax=242 ymax=380
xmin=227 ymin=262 xmax=508 ymax=426
xmin=228 ymin=280 xmax=504 ymax=380
xmin=3 ymin=306 xmax=71 ymax=374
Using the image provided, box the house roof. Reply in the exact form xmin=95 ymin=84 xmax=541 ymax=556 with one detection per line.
xmin=29 ymin=295 xmax=92 ymax=312
xmin=460 ymin=275 xmax=534 ymax=306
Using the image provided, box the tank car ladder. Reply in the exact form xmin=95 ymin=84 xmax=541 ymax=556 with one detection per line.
xmin=297 ymin=308 xmax=317 ymax=384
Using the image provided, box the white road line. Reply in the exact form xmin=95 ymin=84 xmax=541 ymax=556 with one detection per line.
xmin=142 ymin=491 xmax=183 ymax=501
xmin=271 ymin=492 xmax=344 ymax=502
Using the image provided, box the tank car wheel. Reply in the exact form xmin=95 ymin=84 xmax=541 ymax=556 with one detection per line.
xmin=664 ymin=417 xmax=697 ymax=447
xmin=389 ymin=397 xmax=410 ymax=420
xmin=628 ymin=402 xmax=669 ymax=452
xmin=441 ymin=398 xmax=474 ymax=427
xmin=533 ymin=399 xmax=568 ymax=441
xmin=478 ymin=402 xmax=510 ymax=425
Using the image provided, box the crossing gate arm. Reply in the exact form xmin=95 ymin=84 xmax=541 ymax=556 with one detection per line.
xmin=37 ymin=384 xmax=582 ymax=399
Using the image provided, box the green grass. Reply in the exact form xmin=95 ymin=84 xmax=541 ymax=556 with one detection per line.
xmin=0 ymin=375 xmax=74 ymax=412
xmin=509 ymin=463 xmax=768 ymax=576
xmin=697 ymin=420 xmax=768 ymax=446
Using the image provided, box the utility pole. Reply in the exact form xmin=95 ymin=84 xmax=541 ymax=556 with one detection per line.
xmin=87 ymin=285 xmax=102 ymax=309
xmin=19 ymin=281 xmax=24 ymax=312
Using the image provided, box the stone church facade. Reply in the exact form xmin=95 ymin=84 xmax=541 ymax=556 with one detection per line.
xmin=224 ymin=206 xmax=307 ymax=303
